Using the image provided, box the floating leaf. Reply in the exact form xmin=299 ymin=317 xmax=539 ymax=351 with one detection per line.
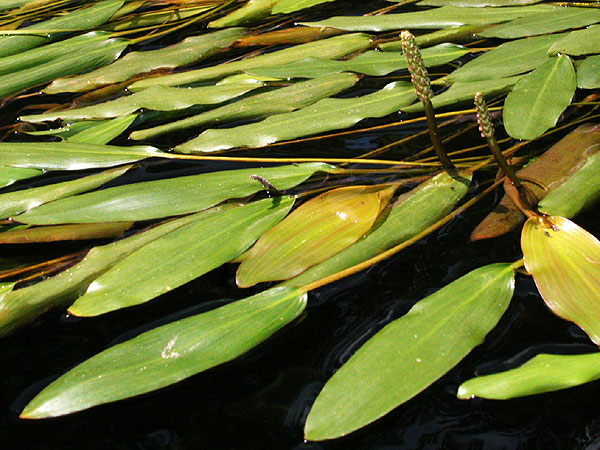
xmin=65 ymin=114 xmax=138 ymax=144
xmin=458 ymin=352 xmax=600 ymax=400
xmin=44 ymin=28 xmax=245 ymax=94
xmin=0 ymin=142 xmax=160 ymax=170
xmin=0 ymin=222 xmax=132 ymax=244
xmin=379 ymin=25 xmax=485 ymax=50
xmin=286 ymin=171 xmax=472 ymax=288
xmin=176 ymin=81 xmax=416 ymax=153
xmin=417 ymin=0 xmax=543 ymax=6
xmin=130 ymin=72 xmax=360 ymax=140
xmin=0 ymin=0 xmax=32 ymax=10
xmin=577 ymin=55 xmax=600 ymax=89
xmin=16 ymin=163 xmax=332 ymax=224
xmin=503 ymin=55 xmax=575 ymax=140
xmin=0 ymin=166 xmax=41 ymax=189
xmin=0 ymin=0 xmax=124 ymax=58
xmin=300 ymin=5 xmax=556 ymax=32
xmin=237 ymin=185 xmax=395 ymax=287
xmin=273 ymin=0 xmax=338 ymax=14
xmin=24 ymin=83 xmax=263 ymax=121
xmin=0 ymin=165 xmax=131 ymax=220
xmin=70 ymin=197 xmax=294 ymax=316
xmin=538 ymin=153 xmax=600 ymax=218
xmin=233 ymin=26 xmax=343 ymax=47
xmin=304 ymin=263 xmax=515 ymax=441
xmin=481 ymin=8 xmax=600 ymax=39
xmin=522 ymin=216 xmax=600 ymax=344
xmin=21 ymin=286 xmax=307 ymax=418
xmin=106 ymin=5 xmax=211 ymax=31
xmin=446 ymin=33 xmax=566 ymax=83
xmin=128 ymin=33 xmax=372 ymax=90
xmin=249 ymin=44 xmax=469 ymax=79
xmin=209 ymin=0 xmax=277 ymax=28
xmin=548 ymin=25 xmax=600 ymax=56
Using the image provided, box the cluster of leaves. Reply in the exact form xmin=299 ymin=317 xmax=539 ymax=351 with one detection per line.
xmin=1 ymin=0 xmax=600 ymax=442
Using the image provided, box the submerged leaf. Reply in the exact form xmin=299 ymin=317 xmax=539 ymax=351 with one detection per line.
xmin=304 ymin=263 xmax=515 ymax=441
xmin=522 ymin=216 xmax=600 ymax=344
xmin=458 ymin=352 xmax=600 ymax=400
xmin=69 ymin=197 xmax=294 ymax=316
xmin=0 ymin=222 xmax=132 ymax=244
xmin=21 ymin=286 xmax=307 ymax=418
xmin=237 ymin=185 xmax=395 ymax=287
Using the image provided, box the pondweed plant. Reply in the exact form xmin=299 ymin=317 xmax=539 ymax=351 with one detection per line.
xmin=0 ymin=0 xmax=599 ymax=443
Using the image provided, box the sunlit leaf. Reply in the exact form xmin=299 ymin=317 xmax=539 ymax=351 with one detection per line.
xmin=65 ymin=114 xmax=137 ymax=144
xmin=0 ymin=166 xmax=41 ymax=189
xmin=237 ymin=185 xmax=395 ymax=287
xmin=0 ymin=222 xmax=132 ymax=244
xmin=128 ymin=33 xmax=372 ymax=90
xmin=379 ymin=25 xmax=485 ymax=50
xmin=548 ymin=25 xmax=600 ymax=56
xmin=21 ymin=286 xmax=307 ymax=418
xmin=0 ymin=142 xmax=161 ymax=170
xmin=106 ymin=5 xmax=212 ymax=32
xmin=458 ymin=352 xmax=600 ymax=400
xmin=16 ymin=163 xmax=333 ymax=224
xmin=503 ymin=55 xmax=575 ymax=140
xmin=521 ymin=215 xmax=600 ymax=344
xmin=0 ymin=165 xmax=131 ymax=220
xmin=0 ymin=0 xmax=32 ymax=10
xmin=304 ymin=263 xmax=515 ymax=441
xmin=417 ymin=0 xmax=543 ymax=6
xmin=233 ymin=26 xmax=342 ymax=47
xmin=273 ymin=0 xmax=337 ymax=14
xmin=175 ymin=81 xmax=416 ymax=153
xmin=577 ymin=55 xmax=600 ymax=89
xmin=481 ymin=8 xmax=600 ymax=39
xmin=300 ymin=5 xmax=556 ymax=31
xmin=0 ymin=0 xmax=124 ymax=58
xmin=130 ymin=72 xmax=359 ymax=141
xmin=44 ymin=28 xmax=245 ymax=94
xmin=209 ymin=0 xmax=277 ymax=28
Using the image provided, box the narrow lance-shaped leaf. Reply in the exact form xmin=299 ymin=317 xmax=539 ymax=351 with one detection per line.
xmin=273 ymin=0 xmax=339 ymax=14
xmin=379 ymin=25 xmax=485 ymax=50
xmin=69 ymin=196 xmax=295 ymax=316
xmin=304 ymin=263 xmax=515 ymax=441
xmin=458 ymin=352 xmax=600 ymax=400
xmin=0 ymin=208 xmax=226 ymax=336
xmin=237 ymin=185 xmax=395 ymax=287
xmin=0 ymin=222 xmax=133 ymax=244
xmin=577 ymin=55 xmax=600 ymax=89
xmin=130 ymin=72 xmax=360 ymax=141
xmin=65 ymin=114 xmax=138 ymax=144
xmin=0 ymin=0 xmax=124 ymax=58
xmin=503 ymin=55 xmax=576 ymax=140
xmin=0 ymin=166 xmax=41 ymax=189
xmin=128 ymin=33 xmax=372 ymax=90
xmin=417 ymin=0 xmax=544 ymax=6
xmin=0 ymin=164 xmax=132 ymax=220
xmin=521 ymin=216 xmax=600 ymax=344
xmin=21 ymin=286 xmax=307 ymax=419
xmin=16 ymin=163 xmax=334 ymax=224
xmin=106 ymin=5 xmax=212 ymax=32
xmin=548 ymin=25 xmax=600 ymax=56
xmin=0 ymin=142 xmax=161 ymax=170
xmin=209 ymin=0 xmax=277 ymax=28
xmin=44 ymin=28 xmax=246 ymax=94
xmin=176 ymin=81 xmax=416 ymax=153
xmin=233 ymin=26 xmax=343 ymax=47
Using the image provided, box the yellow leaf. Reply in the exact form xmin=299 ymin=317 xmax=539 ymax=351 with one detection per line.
xmin=521 ymin=215 xmax=600 ymax=344
xmin=236 ymin=185 xmax=395 ymax=287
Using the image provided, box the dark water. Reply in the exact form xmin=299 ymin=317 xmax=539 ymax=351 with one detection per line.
xmin=2 ymin=2 xmax=600 ymax=449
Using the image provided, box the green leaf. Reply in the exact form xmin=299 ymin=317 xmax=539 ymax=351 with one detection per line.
xmin=577 ymin=55 xmax=600 ymax=89
xmin=175 ymin=81 xmax=416 ymax=153
xmin=522 ymin=216 xmax=600 ymax=344
xmin=300 ymin=5 xmax=556 ymax=31
xmin=0 ymin=222 xmax=133 ymax=244
xmin=0 ymin=165 xmax=131 ymax=220
xmin=0 ymin=37 xmax=128 ymax=99
xmin=0 ymin=210 xmax=219 ymax=336
xmin=65 ymin=115 xmax=138 ymax=144
xmin=127 ymin=33 xmax=372 ymax=90
xmin=417 ymin=0 xmax=543 ymax=6
xmin=24 ymin=83 xmax=263 ymax=121
xmin=16 ymin=163 xmax=332 ymax=224
xmin=304 ymin=263 xmax=515 ymax=441
xmin=286 ymin=171 xmax=472 ymax=288
xmin=69 ymin=197 xmax=294 ymax=316
xmin=548 ymin=25 xmax=600 ymax=56
xmin=445 ymin=33 xmax=566 ymax=83
xmin=0 ymin=142 xmax=160 ymax=170
xmin=44 ymin=28 xmax=245 ymax=94
xmin=273 ymin=0 xmax=337 ymax=14
xmin=248 ymin=44 xmax=470 ymax=78
xmin=0 ymin=166 xmax=41 ymax=189
xmin=480 ymin=8 xmax=600 ymax=39
xmin=236 ymin=186 xmax=395 ymax=287
xmin=379 ymin=25 xmax=485 ymax=50
xmin=130 ymin=72 xmax=360 ymax=141
xmin=0 ymin=0 xmax=124 ymax=58
xmin=21 ymin=286 xmax=307 ymax=418
xmin=0 ymin=0 xmax=33 ymax=11
xmin=209 ymin=0 xmax=278 ymax=28
xmin=538 ymin=152 xmax=600 ymax=218
xmin=503 ymin=55 xmax=576 ymax=140
xmin=458 ymin=352 xmax=600 ymax=400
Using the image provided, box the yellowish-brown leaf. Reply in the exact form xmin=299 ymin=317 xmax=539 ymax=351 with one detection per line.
xmin=521 ymin=215 xmax=600 ymax=344
xmin=236 ymin=185 xmax=395 ymax=287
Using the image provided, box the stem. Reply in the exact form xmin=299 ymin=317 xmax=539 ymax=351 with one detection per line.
xmin=424 ymin=99 xmax=456 ymax=173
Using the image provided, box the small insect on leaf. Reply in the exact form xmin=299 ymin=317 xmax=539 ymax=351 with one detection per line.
xmin=521 ymin=215 xmax=600 ymax=344
xmin=236 ymin=185 xmax=396 ymax=287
